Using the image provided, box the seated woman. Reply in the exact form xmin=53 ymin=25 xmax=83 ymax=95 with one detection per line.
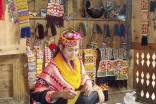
xmin=32 ymin=30 xmax=104 ymax=104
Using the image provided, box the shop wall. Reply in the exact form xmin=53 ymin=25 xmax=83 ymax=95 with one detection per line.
xmin=0 ymin=0 xmax=136 ymax=104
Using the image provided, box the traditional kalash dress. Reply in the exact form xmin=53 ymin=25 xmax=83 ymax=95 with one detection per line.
xmin=32 ymin=30 xmax=104 ymax=104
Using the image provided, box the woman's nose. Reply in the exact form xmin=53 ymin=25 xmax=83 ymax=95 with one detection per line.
xmin=72 ymin=51 xmax=77 ymax=57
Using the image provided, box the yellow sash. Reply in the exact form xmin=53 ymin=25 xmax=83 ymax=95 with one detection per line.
xmin=54 ymin=52 xmax=81 ymax=89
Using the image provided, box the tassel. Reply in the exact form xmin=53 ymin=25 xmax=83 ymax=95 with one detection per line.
xmin=38 ymin=24 xmax=44 ymax=39
xmin=50 ymin=24 xmax=57 ymax=36
xmin=141 ymin=35 xmax=148 ymax=46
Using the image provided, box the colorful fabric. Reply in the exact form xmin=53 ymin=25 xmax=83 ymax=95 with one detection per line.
xmin=33 ymin=52 xmax=104 ymax=103
xmin=15 ymin=0 xmax=30 ymax=38
xmin=46 ymin=2 xmax=64 ymax=17
xmin=77 ymin=22 xmax=86 ymax=49
xmin=67 ymin=91 xmax=80 ymax=104
xmin=54 ymin=52 xmax=81 ymax=89
xmin=34 ymin=54 xmax=90 ymax=103
xmin=58 ymin=30 xmax=82 ymax=47
xmin=141 ymin=0 xmax=149 ymax=46
xmin=0 ymin=0 xmax=4 ymax=20
xmin=46 ymin=1 xmax=64 ymax=35
xmin=8 ymin=0 xmax=18 ymax=23
xmin=26 ymin=38 xmax=37 ymax=89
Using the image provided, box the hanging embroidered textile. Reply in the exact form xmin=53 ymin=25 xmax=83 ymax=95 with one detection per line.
xmin=26 ymin=38 xmax=36 ymax=89
xmin=8 ymin=0 xmax=18 ymax=23
xmin=77 ymin=22 xmax=86 ymax=49
xmin=0 ymin=0 xmax=4 ymax=20
xmin=83 ymin=49 xmax=96 ymax=81
xmin=113 ymin=24 xmax=119 ymax=49
xmin=15 ymin=0 xmax=30 ymax=38
xmin=77 ymin=49 xmax=83 ymax=61
xmin=33 ymin=38 xmax=43 ymax=76
xmin=44 ymin=36 xmax=57 ymax=67
xmin=97 ymin=47 xmax=128 ymax=89
xmin=119 ymin=24 xmax=127 ymax=49
xmin=101 ymin=24 xmax=111 ymax=48
xmin=46 ymin=0 xmax=64 ymax=36
xmin=90 ymin=24 xmax=102 ymax=49
xmin=141 ymin=0 xmax=149 ymax=46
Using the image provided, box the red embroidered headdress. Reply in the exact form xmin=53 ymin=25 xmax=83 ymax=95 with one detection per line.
xmin=58 ymin=30 xmax=82 ymax=47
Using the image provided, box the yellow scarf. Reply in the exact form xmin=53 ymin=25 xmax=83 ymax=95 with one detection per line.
xmin=54 ymin=52 xmax=81 ymax=89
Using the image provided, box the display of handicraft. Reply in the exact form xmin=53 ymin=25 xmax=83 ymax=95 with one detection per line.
xmin=83 ymin=49 xmax=97 ymax=81
xmin=77 ymin=22 xmax=87 ymax=49
xmin=97 ymin=47 xmax=128 ymax=88
xmin=141 ymin=0 xmax=149 ymax=46
xmin=8 ymin=0 xmax=18 ymax=23
xmin=15 ymin=0 xmax=30 ymax=38
xmin=26 ymin=38 xmax=37 ymax=89
xmin=90 ymin=24 xmax=102 ymax=49
xmin=46 ymin=0 xmax=64 ymax=36
xmin=101 ymin=24 xmax=111 ymax=48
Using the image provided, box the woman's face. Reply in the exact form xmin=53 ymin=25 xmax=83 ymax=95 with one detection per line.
xmin=61 ymin=44 xmax=79 ymax=61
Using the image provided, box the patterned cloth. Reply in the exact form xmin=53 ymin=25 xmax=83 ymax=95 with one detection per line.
xmin=58 ymin=30 xmax=82 ymax=47
xmin=33 ymin=53 xmax=104 ymax=103
xmin=15 ymin=0 xmax=30 ymax=38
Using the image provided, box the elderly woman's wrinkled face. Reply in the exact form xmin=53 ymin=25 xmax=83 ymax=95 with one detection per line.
xmin=60 ymin=44 xmax=79 ymax=61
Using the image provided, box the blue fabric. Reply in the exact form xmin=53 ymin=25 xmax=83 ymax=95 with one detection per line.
xmin=20 ymin=27 xmax=31 ymax=38
xmin=114 ymin=24 xmax=119 ymax=36
xmin=120 ymin=24 xmax=125 ymax=37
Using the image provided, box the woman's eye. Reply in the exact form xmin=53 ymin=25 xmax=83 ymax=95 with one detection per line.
xmin=75 ymin=49 xmax=79 ymax=52
xmin=68 ymin=49 xmax=73 ymax=52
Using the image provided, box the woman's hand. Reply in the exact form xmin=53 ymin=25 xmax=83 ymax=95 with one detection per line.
xmin=60 ymin=90 xmax=77 ymax=99
xmin=81 ymin=80 xmax=93 ymax=96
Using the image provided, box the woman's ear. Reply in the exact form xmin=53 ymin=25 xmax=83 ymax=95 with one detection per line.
xmin=59 ymin=44 xmax=63 ymax=51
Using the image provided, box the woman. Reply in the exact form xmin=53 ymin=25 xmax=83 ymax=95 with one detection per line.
xmin=32 ymin=30 xmax=104 ymax=104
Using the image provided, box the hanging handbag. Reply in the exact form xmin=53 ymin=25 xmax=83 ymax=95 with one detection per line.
xmin=86 ymin=0 xmax=105 ymax=18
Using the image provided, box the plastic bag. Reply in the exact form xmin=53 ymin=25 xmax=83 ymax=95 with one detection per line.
xmin=124 ymin=91 xmax=136 ymax=104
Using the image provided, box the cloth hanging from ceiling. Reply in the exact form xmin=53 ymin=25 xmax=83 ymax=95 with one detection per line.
xmin=0 ymin=0 xmax=4 ymax=20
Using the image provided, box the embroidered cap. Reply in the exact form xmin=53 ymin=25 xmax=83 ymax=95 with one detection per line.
xmin=58 ymin=30 xmax=82 ymax=47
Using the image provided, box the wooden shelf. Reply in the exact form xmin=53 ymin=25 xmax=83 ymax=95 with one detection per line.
xmin=72 ymin=18 xmax=125 ymax=21
xmin=29 ymin=16 xmax=125 ymax=21
xmin=29 ymin=16 xmax=46 ymax=20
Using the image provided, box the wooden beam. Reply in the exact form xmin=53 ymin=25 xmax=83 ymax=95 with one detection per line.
xmin=131 ymin=42 xmax=156 ymax=51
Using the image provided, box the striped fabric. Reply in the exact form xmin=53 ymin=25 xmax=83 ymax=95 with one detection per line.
xmin=15 ymin=0 xmax=30 ymax=38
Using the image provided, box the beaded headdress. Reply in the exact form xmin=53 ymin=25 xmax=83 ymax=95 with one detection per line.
xmin=58 ymin=30 xmax=82 ymax=47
